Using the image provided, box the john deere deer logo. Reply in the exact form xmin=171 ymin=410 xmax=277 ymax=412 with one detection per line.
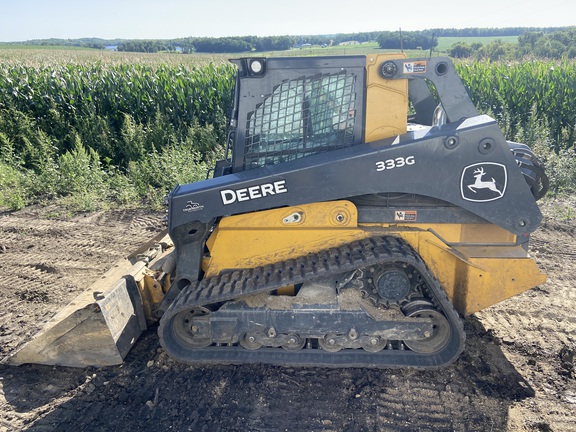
xmin=461 ymin=163 xmax=507 ymax=202
xmin=468 ymin=167 xmax=503 ymax=196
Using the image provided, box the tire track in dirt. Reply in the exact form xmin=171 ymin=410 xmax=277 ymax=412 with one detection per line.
xmin=470 ymin=214 xmax=576 ymax=431
xmin=0 ymin=206 xmax=165 ymax=361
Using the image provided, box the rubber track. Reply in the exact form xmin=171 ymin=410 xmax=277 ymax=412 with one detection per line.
xmin=159 ymin=236 xmax=465 ymax=368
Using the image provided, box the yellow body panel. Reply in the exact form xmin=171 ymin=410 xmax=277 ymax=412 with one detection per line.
xmin=365 ymin=54 xmax=408 ymax=143
xmin=402 ymin=235 xmax=546 ymax=315
xmin=204 ymin=201 xmax=545 ymax=316
xmin=204 ymin=201 xmax=373 ymax=277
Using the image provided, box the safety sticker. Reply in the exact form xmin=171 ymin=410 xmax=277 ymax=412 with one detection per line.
xmin=403 ymin=61 xmax=427 ymax=74
xmin=395 ymin=210 xmax=417 ymax=222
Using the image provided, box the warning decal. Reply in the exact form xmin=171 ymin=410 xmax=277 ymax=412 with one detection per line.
xmin=395 ymin=211 xmax=417 ymax=222
xmin=403 ymin=61 xmax=427 ymax=74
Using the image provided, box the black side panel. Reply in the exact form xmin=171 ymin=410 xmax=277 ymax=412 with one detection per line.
xmin=169 ymin=115 xmax=542 ymax=237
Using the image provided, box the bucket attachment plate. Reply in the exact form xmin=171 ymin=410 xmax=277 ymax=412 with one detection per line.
xmin=6 ymin=276 xmax=146 ymax=368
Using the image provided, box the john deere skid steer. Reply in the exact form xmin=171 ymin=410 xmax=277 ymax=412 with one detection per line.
xmin=7 ymin=54 xmax=548 ymax=368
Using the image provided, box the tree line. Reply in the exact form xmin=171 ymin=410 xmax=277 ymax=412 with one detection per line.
xmin=449 ymin=28 xmax=576 ymax=60
xmin=431 ymin=27 xmax=568 ymax=37
xmin=2 ymin=37 xmax=123 ymax=49
xmin=6 ymin=27 xmax=574 ymax=55
xmin=117 ymin=31 xmax=436 ymax=53
xmin=376 ymin=31 xmax=437 ymax=50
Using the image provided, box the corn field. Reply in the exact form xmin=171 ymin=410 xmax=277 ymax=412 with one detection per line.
xmin=0 ymin=49 xmax=575 ymax=210
xmin=456 ymin=60 xmax=576 ymax=151
xmin=0 ymin=59 xmax=235 ymax=167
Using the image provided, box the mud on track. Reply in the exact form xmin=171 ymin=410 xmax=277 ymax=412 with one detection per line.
xmin=0 ymin=200 xmax=575 ymax=432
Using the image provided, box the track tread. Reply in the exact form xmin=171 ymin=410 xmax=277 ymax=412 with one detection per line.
xmin=159 ymin=236 xmax=465 ymax=368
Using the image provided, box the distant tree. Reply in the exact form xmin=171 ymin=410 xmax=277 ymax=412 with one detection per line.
xmin=432 ymin=26 xmax=569 ymax=37
xmin=254 ymin=36 xmax=295 ymax=51
xmin=449 ymin=42 xmax=472 ymax=58
xmin=516 ymin=29 xmax=576 ymax=59
xmin=534 ymin=39 xmax=567 ymax=59
xmin=518 ymin=31 xmax=544 ymax=57
xmin=193 ymin=38 xmax=253 ymax=53
xmin=519 ymin=31 xmax=544 ymax=49
xmin=377 ymin=31 xmax=436 ymax=50
xmin=475 ymin=40 xmax=513 ymax=61
xmin=117 ymin=40 xmax=169 ymax=53
xmin=445 ymin=28 xmax=576 ymax=60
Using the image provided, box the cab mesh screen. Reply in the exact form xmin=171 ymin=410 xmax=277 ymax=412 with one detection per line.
xmin=244 ymin=71 xmax=356 ymax=170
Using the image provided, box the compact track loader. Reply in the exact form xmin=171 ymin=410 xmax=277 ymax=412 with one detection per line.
xmin=6 ymin=54 xmax=548 ymax=368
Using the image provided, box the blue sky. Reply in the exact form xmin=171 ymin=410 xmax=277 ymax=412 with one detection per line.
xmin=0 ymin=0 xmax=574 ymax=42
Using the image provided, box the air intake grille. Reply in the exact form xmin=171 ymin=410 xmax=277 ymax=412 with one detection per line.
xmin=244 ymin=71 xmax=357 ymax=170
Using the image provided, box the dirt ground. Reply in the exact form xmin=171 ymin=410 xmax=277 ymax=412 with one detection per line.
xmin=0 ymin=198 xmax=575 ymax=432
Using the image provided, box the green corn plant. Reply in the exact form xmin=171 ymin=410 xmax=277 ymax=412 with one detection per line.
xmin=456 ymin=59 xmax=576 ymax=153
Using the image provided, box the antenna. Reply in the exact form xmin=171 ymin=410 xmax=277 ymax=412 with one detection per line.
xmin=429 ymin=32 xmax=435 ymax=58
xmin=399 ymin=27 xmax=404 ymax=53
